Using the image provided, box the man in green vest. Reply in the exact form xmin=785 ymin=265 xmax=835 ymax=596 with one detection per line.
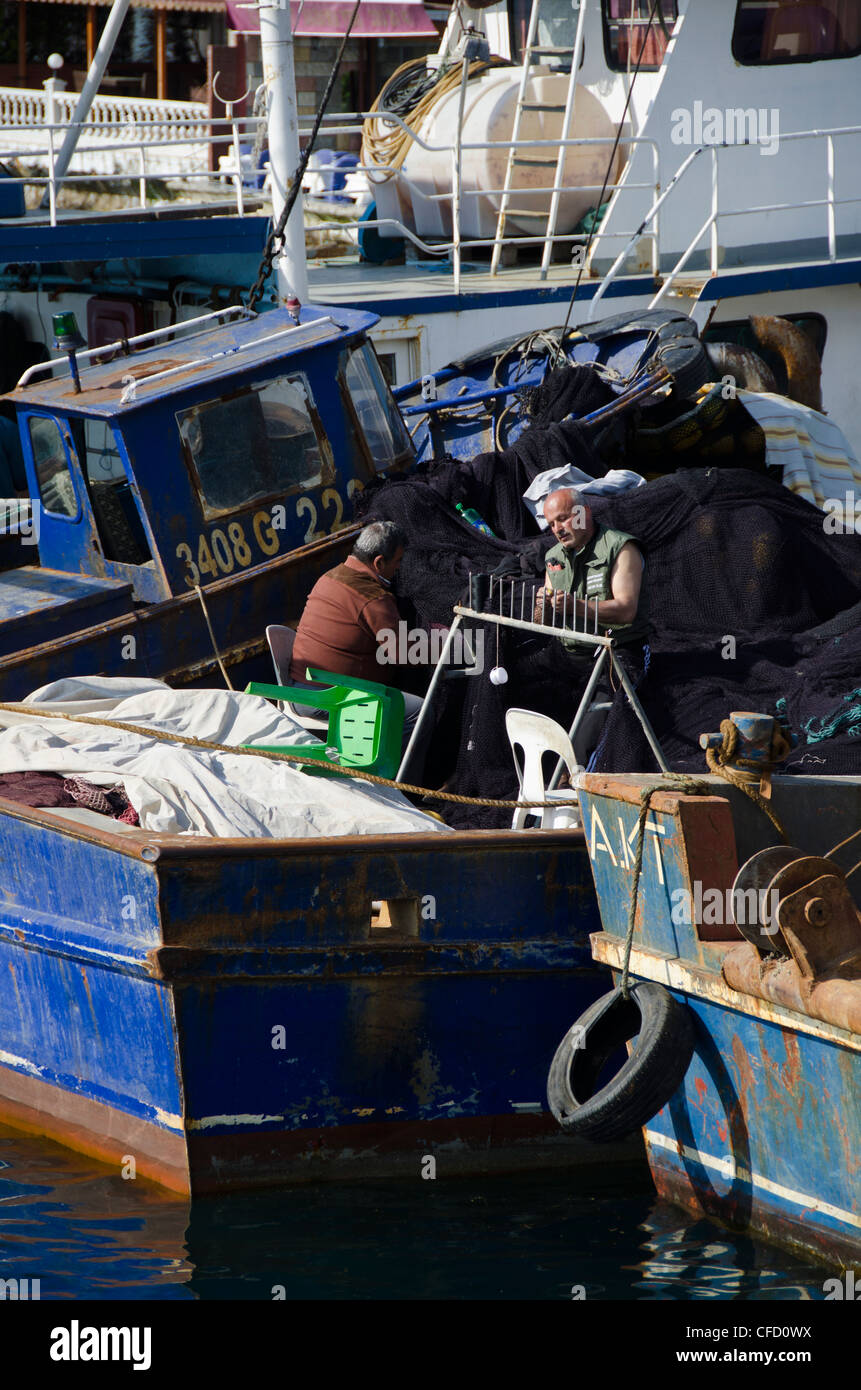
xmin=534 ymin=487 xmax=649 ymax=674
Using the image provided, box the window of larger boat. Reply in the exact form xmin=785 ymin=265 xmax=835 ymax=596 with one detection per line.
xmin=601 ymin=0 xmax=679 ymax=72
xmin=175 ymin=372 xmax=332 ymax=521
xmin=509 ymin=0 xmax=588 ymax=67
xmin=732 ymin=0 xmax=861 ymax=64
xmin=342 ymin=341 xmax=414 ymax=474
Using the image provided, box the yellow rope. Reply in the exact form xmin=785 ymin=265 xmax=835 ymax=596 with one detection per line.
xmin=704 ymin=717 xmax=789 ymax=842
xmin=362 ymin=56 xmax=510 ymax=181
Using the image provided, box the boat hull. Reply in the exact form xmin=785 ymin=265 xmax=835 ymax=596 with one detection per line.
xmin=644 ymin=991 xmax=861 ymax=1268
xmin=0 ymin=806 xmax=620 ymax=1193
xmin=580 ymin=776 xmax=861 ymax=1267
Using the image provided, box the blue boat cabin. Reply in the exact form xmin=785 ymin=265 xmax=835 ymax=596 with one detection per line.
xmin=0 ymin=306 xmax=415 ymax=693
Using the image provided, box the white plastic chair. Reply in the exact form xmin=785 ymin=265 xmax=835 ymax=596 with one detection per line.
xmin=265 ymin=624 xmax=329 ymax=734
xmin=505 ymin=708 xmax=583 ymax=831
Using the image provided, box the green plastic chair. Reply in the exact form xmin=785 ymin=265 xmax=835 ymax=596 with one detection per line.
xmin=244 ymin=666 xmax=405 ymax=781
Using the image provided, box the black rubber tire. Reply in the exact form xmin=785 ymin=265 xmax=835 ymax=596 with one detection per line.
xmin=546 ymin=982 xmax=696 ymax=1143
xmin=648 ymin=336 xmax=712 ymax=400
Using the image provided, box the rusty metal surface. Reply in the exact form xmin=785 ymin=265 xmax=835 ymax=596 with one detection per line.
xmin=579 ymin=785 xmax=740 ymax=966
xmin=0 ymin=792 xmax=608 ymax=1194
xmin=12 ymin=307 xmax=377 ymax=416
xmin=0 ymin=1061 xmax=640 ymax=1194
xmin=772 ymin=857 xmax=861 ymax=979
xmin=750 ymin=313 xmax=823 ymax=411
xmin=0 ymin=1065 xmax=190 ymax=1194
xmin=722 ymin=942 xmax=861 ymax=1035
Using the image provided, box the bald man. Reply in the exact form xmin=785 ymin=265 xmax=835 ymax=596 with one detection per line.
xmin=534 ymin=488 xmax=648 ymax=655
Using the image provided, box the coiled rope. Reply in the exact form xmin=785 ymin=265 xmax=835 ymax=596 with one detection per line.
xmin=362 ymin=55 xmax=510 ymax=180
xmin=703 ymin=718 xmax=790 ymax=843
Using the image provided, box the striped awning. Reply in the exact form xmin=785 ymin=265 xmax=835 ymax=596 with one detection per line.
xmin=26 ymin=0 xmax=230 ymax=11
xmin=226 ymin=0 xmax=440 ymax=37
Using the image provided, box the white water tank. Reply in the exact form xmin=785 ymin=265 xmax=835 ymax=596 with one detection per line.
xmin=365 ymin=68 xmax=621 ymax=243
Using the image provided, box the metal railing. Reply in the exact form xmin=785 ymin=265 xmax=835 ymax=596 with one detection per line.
xmin=586 ymin=125 xmax=861 ymax=318
xmin=0 ymin=100 xmax=660 ymax=285
xmin=4 ymin=91 xmax=857 ymax=305
xmin=301 ymin=110 xmax=661 ymax=293
xmin=0 ymin=113 xmax=265 ymax=222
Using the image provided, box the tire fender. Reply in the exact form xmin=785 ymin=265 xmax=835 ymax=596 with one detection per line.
xmin=546 ymin=982 xmax=695 ymax=1143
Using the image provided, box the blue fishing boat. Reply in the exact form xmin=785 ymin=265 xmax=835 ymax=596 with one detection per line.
xmin=549 ymin=713 xmax=861 ymax=1266
xmin=0 ymin=302 xmax=417 ymax=698
xmin=0 ymin=790 xmax=615 ymax=1193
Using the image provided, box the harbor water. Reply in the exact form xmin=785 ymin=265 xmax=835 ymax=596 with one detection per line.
xmin=0 ymin=1124 xmax=835 ymax=1302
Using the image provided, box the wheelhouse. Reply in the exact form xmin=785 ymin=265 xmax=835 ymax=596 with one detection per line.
xmin=10 ymin=304 xmax=414 ymax=606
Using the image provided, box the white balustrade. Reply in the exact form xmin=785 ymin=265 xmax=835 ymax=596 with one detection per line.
xmin=0 ymin=86 xmax=210 ymax=177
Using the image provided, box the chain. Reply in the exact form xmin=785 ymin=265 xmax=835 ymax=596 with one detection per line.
xmin=247 ymin=0 xmax=362 ymax=313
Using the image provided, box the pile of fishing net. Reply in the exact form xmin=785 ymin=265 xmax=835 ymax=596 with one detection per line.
xmin=364 ymin=418 xmax=861 ymax=828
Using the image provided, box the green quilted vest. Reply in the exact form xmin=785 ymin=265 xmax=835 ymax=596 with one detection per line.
xmin=544 ymin=523 xmax=649 ymax=647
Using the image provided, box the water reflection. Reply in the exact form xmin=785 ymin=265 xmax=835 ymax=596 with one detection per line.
xmin=0 ymin=1128 xmax=832 ymax=1301
xmin=0 ymin=1125 xmax=192 ymax=1300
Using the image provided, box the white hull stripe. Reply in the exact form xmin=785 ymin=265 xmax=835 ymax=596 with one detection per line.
xmin=645 ymin=1129 xmax=861 ymax=1230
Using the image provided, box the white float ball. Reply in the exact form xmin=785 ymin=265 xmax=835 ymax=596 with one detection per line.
xmin=489 ymin=666 xmax=509 ymax=685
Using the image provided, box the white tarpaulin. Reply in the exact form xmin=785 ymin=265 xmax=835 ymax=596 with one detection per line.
xmin=0 ymin=677 xmax=451 ymax=840
xmin=523 ymin=465 xmax=646 ymax=529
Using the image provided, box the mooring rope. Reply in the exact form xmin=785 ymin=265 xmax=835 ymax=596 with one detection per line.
xmin=193 ymin=584 xmax=234 ymax=691
xmin=620 ymin=776 xmax=710 ymax=997
xmin=0 ymin=702 xmax=569 ymax=810
xmin=703 ymin=717 xmax=790 ymax=843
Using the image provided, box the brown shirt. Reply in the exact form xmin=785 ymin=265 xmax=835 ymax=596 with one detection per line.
xmin=290 ymin=555 xmax=400 ymax=685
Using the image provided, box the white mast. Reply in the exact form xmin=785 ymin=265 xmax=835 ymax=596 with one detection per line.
xmin=40 ymin=0 xmax=134 ymax=209
xmin=258 ymin=0 xmax=310 ymax=303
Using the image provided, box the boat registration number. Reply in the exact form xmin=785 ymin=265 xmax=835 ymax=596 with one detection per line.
xmin=174 ymin=483 xmax=362 ymax=587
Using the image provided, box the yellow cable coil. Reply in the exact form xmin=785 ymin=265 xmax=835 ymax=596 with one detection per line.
xmin=362 ymin=56 xmax=511 ymax=181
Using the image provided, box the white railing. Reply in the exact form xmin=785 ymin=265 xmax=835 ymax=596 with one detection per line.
xmin=6 ymin=95 xmax=858 ymax=300
xmin=299 ymin=110 xmax=661 ymax=293
xmin=0 ymin=100 xmax=656 ymax=273
xmin=586 ymin=126 xmax=861 ymax=317
xmin=0 ymin=85 xmax=210 ymax=178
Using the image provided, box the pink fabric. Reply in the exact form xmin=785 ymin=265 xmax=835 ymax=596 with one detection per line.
xmin=227 ymin=0 xmax=437 ymax=37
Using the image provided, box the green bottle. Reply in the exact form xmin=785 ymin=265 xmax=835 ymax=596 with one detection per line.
xmin=456 ymin=502 xmax=496 ymax=538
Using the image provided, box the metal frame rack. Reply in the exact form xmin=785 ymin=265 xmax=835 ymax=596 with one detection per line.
xmin=397 ymin=574 xmax=669 ymax=783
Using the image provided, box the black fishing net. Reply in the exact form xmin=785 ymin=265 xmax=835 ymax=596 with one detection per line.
xmin=364 ymin=384 xmax=861 ymax=827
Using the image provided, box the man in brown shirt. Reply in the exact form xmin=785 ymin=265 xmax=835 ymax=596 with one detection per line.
xmin=290 ymin=520 xmax=424 ymax=749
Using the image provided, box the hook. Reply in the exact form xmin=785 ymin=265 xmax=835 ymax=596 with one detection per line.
xmin=212 ymin=69 xmax=254 ymax=108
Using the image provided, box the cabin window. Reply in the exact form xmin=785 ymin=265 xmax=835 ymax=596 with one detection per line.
xmin=177 ymin=373 xmax=329 ymax=521
xmin=732 ymin=1 xmax=861 ymax=63
xmin=602 ymin=0 xmax=678 ymax=71
xmin=28 ymin=415 xmax=78 ymax=518
xmin=72 ymin=419 xmax=153 ymax=566
xmin=341 ymin=342 xmax=414 ymax=474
